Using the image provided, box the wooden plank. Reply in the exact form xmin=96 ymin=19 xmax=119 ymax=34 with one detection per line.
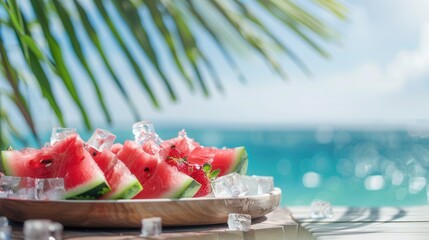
xmin=290 ymin=206 xmax=429 ymax=223
xmin=289 ymin=206 xmax=429 ymax=240
xmin=315 ymin=233 xmax=429 ymax=240
xmin=305 ymin=222 xmax=429 ymax=233
xmin=256 ymin=207 xmax=298 ymax=240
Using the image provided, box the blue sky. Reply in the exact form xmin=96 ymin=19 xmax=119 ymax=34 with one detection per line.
xmin=10 ymin=0 xmax=429 ymax=132
xmin=128 ymin=0 xmax=429 ymax=128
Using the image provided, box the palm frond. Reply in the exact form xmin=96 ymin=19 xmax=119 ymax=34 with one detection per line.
xmin=72 ymin=0 xmax=141 ymax=120
xmin=113 ymin=0 xmax=177 ymax=101
xmin=93 ymin=0 xmax=161 ymax=109
xmin=0 ymin=0 xmax=347 ymax=148
xmin=29 ymin=0 xmax=92 ymax=129
xmin=52 ymin=0 xmax=112 ymax=123
xmin=145 ymin=1 xmax=195 ymax=91
xmin=0 ymin=27 xmax=40 ymax=145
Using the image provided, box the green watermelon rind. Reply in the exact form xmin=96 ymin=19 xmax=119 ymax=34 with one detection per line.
xmin=1 ymin=151 xmax=15 ymax=175
xmin=177 ymin=179 xmax=201 ymax=198
xmin=230 ymin=147 xmax=248 ymax=175
xmin=65 ymin=181 xmax=111 ymax=200
xmin=164 ymin=178 xmax=201 ymax=198
xmin=103 ymin=180 xmax=143 ymax=200
xmin=2 ymin=150 xmax=111 ymax=200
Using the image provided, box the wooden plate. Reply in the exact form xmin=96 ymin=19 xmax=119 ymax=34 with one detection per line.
xmin=0 ymin=188 xmax=281 ymax=227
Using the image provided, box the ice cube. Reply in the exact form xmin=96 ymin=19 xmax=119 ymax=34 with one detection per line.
xmin=86 ymin=128 xmax=116 ymax=152
xmin=23 ymin=219 xmax=51 ymax=240
xmin=35 ymin=178 xmax=65 ymax=200
xmin=0 ymin=177 xmax=12 ymax=198
xmin=23 ymin=220 xmax=63 ymax=240
xmin=1 ymin=176 xmax=35 ymax=199
xmin=50 ymin=127 xmax=76 ymax=145
xmin=227 ymin=213 xmax=251 ymax=231
xmin=0 ymin=217 xmax=8 ymax=227
xmin=48 ymin=222 xmax=63 ymax=240
xmin=132 ymin=121 xmax=162 ymax=145
xmin=211 ymin=173 xmax=248 ymax=198
xmin=140 ymin=217 xmax=162 ymax=237
xmin=310 ymin=200 xmax=333 ymax=219
xmin=0 ymin=216 xmax=10 ymax=239
xmin=0 ymin=225 xmax=11 ymax=240
xmin=242 ymin=176 xmax=274 ymax=195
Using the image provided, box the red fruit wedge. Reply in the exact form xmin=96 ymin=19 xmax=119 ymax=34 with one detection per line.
xmin=160 ymin=130 xmax=200 ymax=158
xmin=189 ymin=163 xmax=220 ymax=197
xmin=190 ymin=170 xmax=211 ymax=197
xmin=111 ymin=143 xmax=123 ymax=155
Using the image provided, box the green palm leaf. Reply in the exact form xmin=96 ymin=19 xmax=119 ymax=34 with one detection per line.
xmin=93 ymin=0 xmax=160 ymax=109
xmin=29 ymin=0 xmax=92 ymax=129
xmin=0 ymin=28 xmax=40 ymax=145
xmin=145 ymin=1 xmax=195 ymax=91
xmin=113 ymin=0 xmax=177 ymax=101
xmin=52 ymin=0 xmax=112 ymax=124
xmin=0 ymin=0 xmax=347 ymax=148
xmin=72 ymin=0 xmax=141 ymax=120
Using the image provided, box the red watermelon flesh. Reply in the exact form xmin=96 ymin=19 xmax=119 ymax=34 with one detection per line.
xmin=117 ymin=140 xmax=201 ymax=198
xmin=160 ymin=131 xmax=200 ymax=158
xmin=0 ymin=134 xmax=110 ymax=199
xmin=142 ymin=140 xmax=162 ymax=156
xmin=187 ymin=146 xmax=249 ymax=176
xmin=89 ymin=148 xmax=143 ymax=199
xmin=110 ymin=143 xmax=123 ymax=155
xmin=159 ymin=131 xmax=248 ymax=177
xmin=117 ymin=141 xmax=160 ymax=184
xmin=186 ymin=147 xmax=215 ymax=165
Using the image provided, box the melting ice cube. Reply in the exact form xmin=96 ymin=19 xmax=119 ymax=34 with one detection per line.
xmin=0 ymin=217 xmax=8 ymax=227
xmin=242 ymin=176 xmax=274 ymax=195
xmin=132 ymin=121 xmax=162 ymax=145
xmin=1 ymin=176 xmax=35 ymax=200
xmin=24 ymin=219 xmax=52 ymax=240
xmin=35 ymin=178 xmax=65 ymax=201
xmin=227 ymin=213 xmax=251 ymax=231
xmin=50 ymin=127 xmax=76 ymax=145
xmin=87 ymin=128 xmax=116 ymax=152
xmin=140 ymin=217 xmax=162 ymax=237
xmin=0 ymin=216 xmax=10 ymax=240
xmin=48 ymin=222 xmax=63 ymax=240
xmin=211 ymin=173 xmax=248 ymax=197
xmin=0 ymin=225 xmax=11 ymax=240
xmin=23 ymin=219 xmax=63 ymax=240
xmin=310 ymin=200 xmax=333 ymax=219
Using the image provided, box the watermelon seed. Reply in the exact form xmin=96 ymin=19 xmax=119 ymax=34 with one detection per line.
xmin=144 ymin=167 xmax=150 ymax=172
xmin=40 ymin=159 xmax=53 ymax=168
xmin=92 ymin=151 xmax=97 ymax=156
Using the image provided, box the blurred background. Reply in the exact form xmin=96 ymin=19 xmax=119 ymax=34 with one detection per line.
xmin=1 ymin=0 xmax=429 ymax=206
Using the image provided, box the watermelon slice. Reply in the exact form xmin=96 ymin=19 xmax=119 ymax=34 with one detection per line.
xmin=0 ymin=134 xmax=110 ymax=199
xmin=89 ymin=148 xmax=143 ymax=199
xmin=209 ymin=147 xmax=248 ymax=176
xmin=110 ymin=143 xmax=123 ymax=155
xmin=117 ymin=140 xmax=201 ymax=198
xmin=161 ymin=130 xmax=248 ymax=177
xmin=159 ymin=130 xmax=200 ymax=158
xmin=166 ymin=146 xmax=248 ymax=177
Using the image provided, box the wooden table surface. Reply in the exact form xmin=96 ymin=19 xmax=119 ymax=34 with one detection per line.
xmin=8 ymin=206 xmax=429 ymax=239
xmin=290 ymin=205 xmax=429 ymax=240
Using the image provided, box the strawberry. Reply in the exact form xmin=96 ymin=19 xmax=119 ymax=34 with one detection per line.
xmin=189 ymin=163 xmax=220 ymax=197
xmin=165 ymin=145 xmax=211 ymax=177
xmin=165 ymin=145 xmax=190 ymax=174
xmin=167 ymin=145 xmax=182 ymax=159
xmin=190 ymin=170 xmax=211 ymax=197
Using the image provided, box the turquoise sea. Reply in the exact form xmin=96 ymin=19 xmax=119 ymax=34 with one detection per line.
xmin=112 ymin=125 xmax=429 ymax=207
xmin=23 ymin=125 xmax=429 ymax=206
